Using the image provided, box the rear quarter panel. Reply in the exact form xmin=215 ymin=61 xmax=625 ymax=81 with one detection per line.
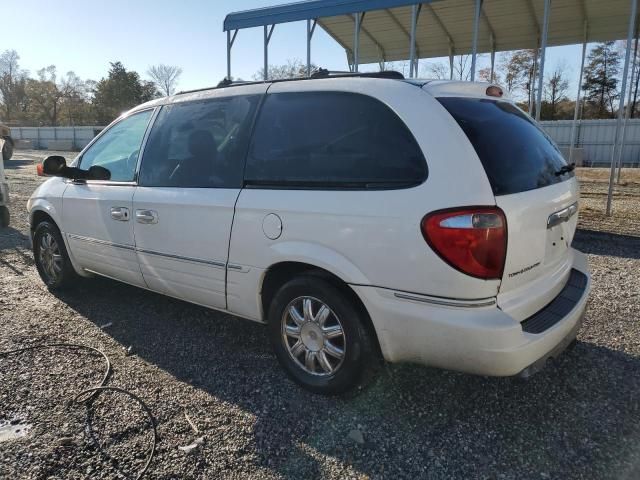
xmin=228 ymin=79 xmax=500 ymax=320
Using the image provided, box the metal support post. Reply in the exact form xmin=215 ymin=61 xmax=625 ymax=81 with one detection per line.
xmin=607 ymin=0 xmax=638 ymax=215
xmin=226 ymin=29 xmax=238 ymax=80
xmin=263 ymin=25 xmax=275 ymax=81
xmin=617 ymin=30 xmax=639 ymax=182
xmin=354 ymin=13 xmax=362 ymax=72
xmin=409 ymin=4 xmax=421 ymax=78
xmin=529 ymin=46 xmax=538 ymax=114
xmin=471 ymin=0 xmax=482 ymax=81
xmin=306 ymin=19 xmax=317 ymax=77
xmin=449 ymin=48 xmax=454 ymax=80
xmin=569 ymin=25 xmax=588 ymax=166
xmin=535 ymin=0 xmax=551 ymax=121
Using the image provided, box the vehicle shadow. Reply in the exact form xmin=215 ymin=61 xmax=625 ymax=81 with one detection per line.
xmin=574 ymin=228 xmax=640 ymax=259
xmin=52 ymin=276 xmax=640 ymax=479
xmin=0 ymin=227 xmax=31 ymax=251
xmin=2 ymin=159 xmax=33 ymax=170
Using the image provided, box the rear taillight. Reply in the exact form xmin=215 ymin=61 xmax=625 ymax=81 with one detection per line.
xmin=421 ymin=207 xmax=507 ymax=280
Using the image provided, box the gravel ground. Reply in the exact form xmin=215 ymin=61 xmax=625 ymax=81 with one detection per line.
xmin=1 ymin=151 xmax=639 ymax=479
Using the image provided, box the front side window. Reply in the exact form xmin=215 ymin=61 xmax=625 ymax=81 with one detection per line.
xmin=139 ymin=95 xmax=259 ymax=188
xmin=80 ymin=109 xmax=153 ymax=182
xmin=245 ymin=92 xmax=427 ymax=189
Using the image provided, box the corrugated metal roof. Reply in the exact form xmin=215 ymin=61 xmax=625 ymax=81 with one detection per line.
xmin=224 ymin=0 xmax=636 ymax=63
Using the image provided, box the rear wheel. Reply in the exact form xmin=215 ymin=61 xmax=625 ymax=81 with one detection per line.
xmin=33 ymin=221 xmax=78 ymax=290
xmin=268 ymin=275 xmax=378 ymax=395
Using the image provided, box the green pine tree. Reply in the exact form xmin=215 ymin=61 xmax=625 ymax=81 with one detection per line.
xmin=582 ymin=42 xmax=620 ymax=118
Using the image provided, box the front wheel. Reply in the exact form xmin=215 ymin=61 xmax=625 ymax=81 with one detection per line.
xmin=268 ymin=275 xmax=378 ymax=395
xmin=33 ymin=221 xmax=78 ymax=290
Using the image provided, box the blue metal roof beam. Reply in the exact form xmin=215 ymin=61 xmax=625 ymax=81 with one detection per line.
xmin=223 ymin=0 xmax=441 ymax=31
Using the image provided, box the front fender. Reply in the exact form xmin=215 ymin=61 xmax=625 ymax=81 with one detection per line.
xmin=27 ymin=177 xmax=67 ymax=229
xmin=28 ymin=200 xmax=61 ymax=229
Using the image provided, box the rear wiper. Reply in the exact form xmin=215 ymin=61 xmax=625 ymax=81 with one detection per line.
xmin=555 ymin=163 xmax=575 ymax=176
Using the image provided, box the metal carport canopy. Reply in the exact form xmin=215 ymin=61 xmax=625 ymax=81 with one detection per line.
xmin=224 ymin=0 xmax=634 ymax=64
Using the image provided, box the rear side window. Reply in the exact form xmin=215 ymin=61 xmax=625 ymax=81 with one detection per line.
xmin=437 ymin=97 xmax=573 ymax=196
xmin=245 ymin=92 xmax=427 ymax=189
xmin=139 ymin=95 xmax=259 ymax=188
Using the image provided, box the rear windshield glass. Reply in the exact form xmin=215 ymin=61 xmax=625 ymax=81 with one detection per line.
xmin=437 ymin=97 xmax=573 ymax=196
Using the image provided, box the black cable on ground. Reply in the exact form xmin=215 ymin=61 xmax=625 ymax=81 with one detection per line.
xmin=0 ymin=343 xmax=157 ymax=480
xmin=74 ymin=386 xmax=157 ymax=480
xmin=0 ymin=343 xmax=111 ymax=403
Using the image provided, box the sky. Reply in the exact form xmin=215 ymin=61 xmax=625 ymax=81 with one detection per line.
xmin=4 ymin=0 xmax=587 ymax=99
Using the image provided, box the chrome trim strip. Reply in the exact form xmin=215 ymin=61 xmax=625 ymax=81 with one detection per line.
xmin=68 ymin=233 xmax=229 ymax=268
xmin=66 ymin=180 xmax=137 ymax=187
xmin=393 ymin=292 xmax=497 ymax=308
xmin=547 ymin=202 xmax=578 ymax=229
xmin=67 ymin=233 xmax=135 ymax=251
xmin=136 ymin=248 xmax=226 ymax=268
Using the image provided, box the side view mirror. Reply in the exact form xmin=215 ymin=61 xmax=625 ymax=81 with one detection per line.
xmin=41 ymin=155 xmax=67 ymax=175
xmin=38 ymin=156 xmax=111 ymax=181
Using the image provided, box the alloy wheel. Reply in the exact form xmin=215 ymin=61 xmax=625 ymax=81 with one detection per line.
xmin=38 ymin=232 xmax=63 ymax=283
xmin=281 ymin=296 xmax=346 ymax=376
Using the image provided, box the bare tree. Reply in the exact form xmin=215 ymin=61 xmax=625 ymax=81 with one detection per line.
xmin=425 ymin=61 xmax=450 ymax=79
xmin=147 ymin=64 xmax=183 ymax=96
xmin=544 ymin=64 xmax=570 ymax=119
xmin=452 ymin=55 xmax=473 ymax=81
xmin=0 ymin=49 xmax=29 ymax=122
xmin=478 ymin=67 xmax=500 ymax=83
xmin=253 ymin=59 xmax=322 ymax=80
xmin=423 ymin=55 xmax=475 ymax=81
xmin=498 ymin=50 xmax=537 ymax=102
xmin=380 ymin=60 xmax=410 ymax=76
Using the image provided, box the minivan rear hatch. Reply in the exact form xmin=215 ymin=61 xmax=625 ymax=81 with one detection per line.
xmin=436 ymin=96 xmax=579 ymax=320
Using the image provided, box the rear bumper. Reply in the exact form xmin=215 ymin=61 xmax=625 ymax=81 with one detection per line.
xmin=352 ymin=248 xmax=590 ymax=376
xmin=515 ymin=314 xmax=581 ymax=378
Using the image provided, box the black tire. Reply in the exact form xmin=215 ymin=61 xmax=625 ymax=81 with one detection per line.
xmin=2 ymin=138 xmax=13 ymax=162
xmin=33 ymin=221 xmax=78 ymax=290
xmin=267 ymin=275 xmax=378 ymax=395
xmin=0 ymin=206 xmax=9 ymax=228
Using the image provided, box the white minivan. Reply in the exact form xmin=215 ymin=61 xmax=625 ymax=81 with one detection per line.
xmin=28 ymin=72 xmax=590 ymax=394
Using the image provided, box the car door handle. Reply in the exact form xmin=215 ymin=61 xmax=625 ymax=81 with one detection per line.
xmin=110 ymin=207 xmax=130 ymax=221
xmin=135 ymin=209 xmax=158 ymax=224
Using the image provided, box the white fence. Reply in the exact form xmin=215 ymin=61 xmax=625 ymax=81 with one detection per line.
xmin=10 ymin=120 xmax=640 ymax=167
xmin=12 ymin=126 xmax=105 ymax=150
xmin=540 ymin=119 xmax=640 ymax=167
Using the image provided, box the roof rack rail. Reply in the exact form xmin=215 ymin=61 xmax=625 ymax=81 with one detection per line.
xmin=310 ymin=69 xmax=404 ymax=80
xmin=175 ymin=69 xmax=405 ymax=96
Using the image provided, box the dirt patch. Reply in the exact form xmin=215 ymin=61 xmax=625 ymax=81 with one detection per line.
xmin=575 ymin=168 xmax=640 ymax=237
